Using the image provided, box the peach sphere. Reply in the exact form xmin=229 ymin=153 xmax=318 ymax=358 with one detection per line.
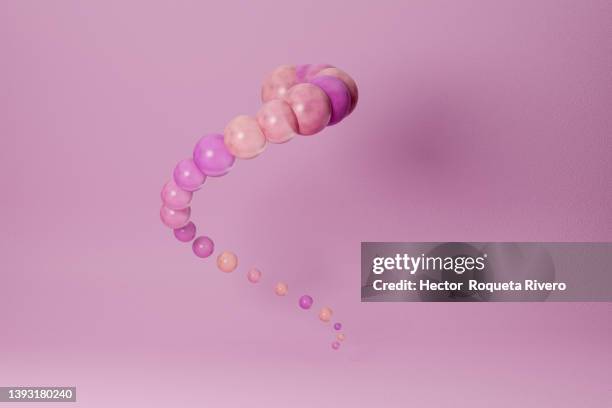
xmin=217 ymin=251 xmax=238 ymax=273
xmin=274 ymin=282 xmax=288 ymax=296
xmin=224 ymin=115 xmax=267 ymax=159
xmin=336 ymin=333 xmax=345 ymax=342
xmin=318 ymin=307 xmax=333 ymax=322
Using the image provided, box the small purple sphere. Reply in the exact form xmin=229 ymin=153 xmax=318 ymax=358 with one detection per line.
xmin=193 ymin=134 xmax=236 ymax=177
xmin=309 ymin=75 xmax=351 ymax=125
xmin=298 ymin=295 xmax=313 ymax=310
xmin=192 ymin=235 xmax=214 ymax=258
xmin=174 ymin=221 xmax=196 ymax=242
xmin=333 ymin=322 xmax=342 ymax=331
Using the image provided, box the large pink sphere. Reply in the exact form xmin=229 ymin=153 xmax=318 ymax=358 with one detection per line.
xmin=261 ymin=65 xmax=298 ymax=102
xmin=161 ymin=180 xmax=193 ymax=210
xmin=224 ymin=115 xmax=267 ymax=159
xmin=160 ymin=205 xmax=191 ymax=229
xmin=256 ymin=99 xmax=298 ymax=144
xmin=173 ymin=158 xmax=206 ymax=192
xmin=316 ymin=67 xmax=358 ymax=113
xmin=284 ymin=83 xmax=331 ymax=135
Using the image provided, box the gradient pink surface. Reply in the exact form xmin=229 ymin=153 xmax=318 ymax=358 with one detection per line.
xmin=1 ymin=1 xmax=611 ymax=407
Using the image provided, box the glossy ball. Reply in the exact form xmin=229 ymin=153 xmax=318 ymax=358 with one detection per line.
xmin=160 ymin=205 xmax=191 ymax=229
xmin=333 ymin=322 xmax=342 ymax=331
xmin=193 ymin=133 xmax=236 ymax=177
xmin=336 ymin=333 xmax=345 ymax=342
xmin=247 ymin=268 xmax=262 ymax=283
xmin=298 ymin=295 xmax=313 ymax=310
xmin=316 ymin=67 xmax=358 ymax=113
xmin=295 ymin=64 xmax=333 ymax=82
xmin=318 ymin=307 xmax=333 ymax=322
xmin=256 ymin=99 xmax=298 ymax=144
xmin=284 ymin=83 xmax=331 ymax=135
xmin=261 ymin=65 xmax=298 ymax=102
xmin=224 ymin=115 xmax=267 ymax=159
xmin=173 ymin=158 xmax=206 ymax=192
xmin=274 ymin=282 xmax=288 ymax=296
xmin=310 ymin=75 xmax=351 ymax=125
xmin=192 ymin=236 xmax=214 ymax=258
xmin=217 ymin=251 xmax=238 ymax=273
xmin=331 ymin=341 xmax=341 ymax=350
xmin=174 ymin=221 xmax=196 ymax=242
xmin=161 ymin=180 xmax=192 ymax=210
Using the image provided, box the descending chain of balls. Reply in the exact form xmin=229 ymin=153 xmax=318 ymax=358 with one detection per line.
xmin=160 ymin=64 xmax=357 ymax=350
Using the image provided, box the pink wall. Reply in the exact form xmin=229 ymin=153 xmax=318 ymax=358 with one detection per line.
xmin=1 ymin=1 xmax=610 ymax=406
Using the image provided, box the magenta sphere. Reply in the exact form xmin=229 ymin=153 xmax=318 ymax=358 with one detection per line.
xmin=333 ymin=322 xmax=342 ymax=331
xmin=174 ymin=221 xmax=196 ymax=242
xmin=173 ymin=158 xmax=206 ymax=192
xmin=298 ymin=295 xmax=313 ymax=310
xmin=192 ymin=236 xmax=214 ymax=258
xmin=161 ymin=180 xmax=193 ymax=210
xmin=331 ymin=341 xmax=341 ymax=350
xmin=193 ymin=133 xmax=236 ymax=177
xmin=309 ymin=75 xmax=351 ymax=125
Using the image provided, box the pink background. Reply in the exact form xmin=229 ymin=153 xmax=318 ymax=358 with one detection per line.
xmin=1 ymin=0 xmax=611 ymax=406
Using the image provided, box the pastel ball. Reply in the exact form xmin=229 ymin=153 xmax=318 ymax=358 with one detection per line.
xmin=274 ymin=282 xmax=288 ymax=296
xmin=174 ymin=221 xmax=196 ymax=242
xmin=173 ymin=158 xmax=206 ymax=192
xmin=336 ymin=333 xmax=345 ymax=342
xmin=295 ymin=64 xmax=333 ymax=82
xmin=298 ymin=295 xmax=313 ymax=310
xmin=256 ymin=99 xmax=298 ymax=144
xmin=261 ymin=65 xmax=298 ymax=102
xmin=331 ymin=341 xmax=341 ymax=350
xmin=160 ymin=205 xmax=191 ymax=229
xmin=193 ymin=134 xmax=235 ymax=177
xmin=284 ymin=83 xmax=331 ymax=135
xmin=333 ymin=322 xmax=342 ymax=331
xmin=247 ymin=268 xmax=262 ymax=283
xmin=310 ymin=75 xmax=351 ymax=125
xmin=161 ymin=180 xmax=192 ymax=210
xmin=192 ymin=236 xmax=214 ymax=258
xmin=224 ymin=115 xmax=267 ymax=159
xmin=316 ymin=67 xmax=358 ymax=114
xmin=217 ymin=251 xmax=238 ymax=273
xmin=318 ymin=307 xmax=333 ymax=323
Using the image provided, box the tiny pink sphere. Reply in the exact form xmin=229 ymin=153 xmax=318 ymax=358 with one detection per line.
xmin=173 ymin=158 xmax=206 ymax=192
xmin=256 ymin=99 xmax=298 ymax=144
xmin=174 ymin=221 xmax=196 ymax=242
xmin=192 ymin=235 xmax=214 ymax=258
xmin=261 ymin=65 xmax=298 ymax=102
xmin=224 ymin=115 xmax=267 ymax=159
xmin=331 ymin=341 xmax=341 ymax=350
xmin=284 ymin=83 xmax=331 ymax=135
xmin=247 ymin=268 xmax=262 ymax=283
xmin=316 ymin=67 xmax=358 ymax=113
xmin=161 ymin=180 xmax=193 ymax=210
xmin=160 ymin=205 xmax=191 ymax=229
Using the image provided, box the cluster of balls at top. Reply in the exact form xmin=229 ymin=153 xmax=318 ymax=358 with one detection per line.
xmin=159 ymin=64 xmax=357 ymax=350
